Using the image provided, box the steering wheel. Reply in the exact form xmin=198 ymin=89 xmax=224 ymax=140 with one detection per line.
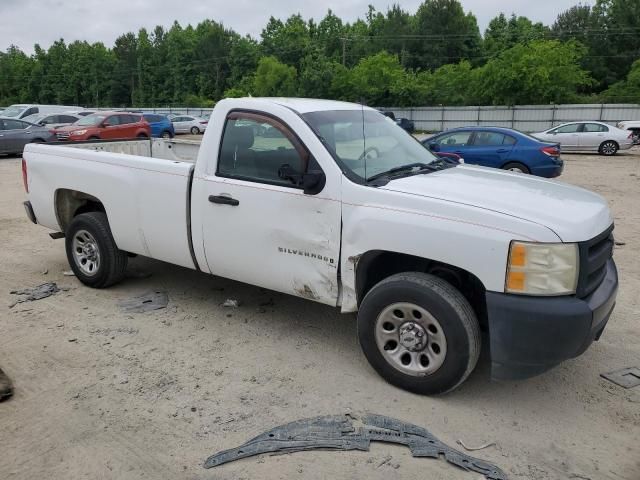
xmin=358 ymin=146 xmax=380 ymax=162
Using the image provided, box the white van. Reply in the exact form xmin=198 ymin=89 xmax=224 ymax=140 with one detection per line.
xmin=0 ymin=104 xmax=80 ymax=120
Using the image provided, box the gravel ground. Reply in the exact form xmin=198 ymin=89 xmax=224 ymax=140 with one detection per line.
xmin=0 ymin=147 xmax=639 ymax=480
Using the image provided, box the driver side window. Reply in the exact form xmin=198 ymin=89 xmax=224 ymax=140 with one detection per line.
xmin=217 ymin=112 xmax=310 ymax=188
xmin=436 ymin=131 xmax=472 ymax=146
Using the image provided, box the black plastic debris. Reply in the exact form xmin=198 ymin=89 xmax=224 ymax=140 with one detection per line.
xmin=203 ymin=413 xmax=508 ymax=479
xmin=9 ymin=282 xmax=63 ymax=308
xmin=118 ymin=291 xmax=168 ymax=313
xmin=601 ymin=367 xmax=640 ymax=389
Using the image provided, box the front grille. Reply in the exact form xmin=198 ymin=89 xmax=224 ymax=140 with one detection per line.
xmin=576 ymin=225 xmax=614 ymax=298
xmin=56 ymin=132 xmax=70 ymax=141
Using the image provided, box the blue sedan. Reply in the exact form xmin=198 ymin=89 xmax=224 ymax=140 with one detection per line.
xmin=143 ymin=113 xmax=175 ymax=138
xmin=423 ymin=127 xmax=563 ymax=178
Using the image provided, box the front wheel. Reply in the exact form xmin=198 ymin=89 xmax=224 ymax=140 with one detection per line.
xmin=161 ymin=131 xmax=172 ymax=139
xmin=502 ymin=162 xmax=530 ymax=174
xmin=190 ymin=126 xmax=200 ymax=135
xmin=65 ymin=212 xmax=128 ymax=288
xmin=357 ymin=273 xmax=480 ymax=395
xmin=599 ymin=140 xmax=618 ymax=156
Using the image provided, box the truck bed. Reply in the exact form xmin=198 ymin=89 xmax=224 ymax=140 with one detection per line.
xmin=62 ymin=138 xmax=200 ymax=163
xmin=24 ymin=139 xmax=199 ymax=270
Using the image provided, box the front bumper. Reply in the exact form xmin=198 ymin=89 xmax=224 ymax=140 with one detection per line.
xmin=487 ymin=259 xmax=618 ymax=380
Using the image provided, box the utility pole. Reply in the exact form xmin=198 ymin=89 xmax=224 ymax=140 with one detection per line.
xmin=341 ymin=37 xmax=347 ymax=66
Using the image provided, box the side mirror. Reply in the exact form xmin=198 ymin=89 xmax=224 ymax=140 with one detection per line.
xmin=278 ymin=164 xmax=326 ymax=195
xmin=429 ymin=142 xmax=440 ymax=152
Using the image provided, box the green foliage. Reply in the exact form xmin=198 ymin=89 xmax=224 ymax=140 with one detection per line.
xmin=475 ymin=41 xmax=594 ymax=105
xmin=1 ymin=0 xmax=639 ymax=107
xmin=485 ymin=13 xmax=548 ymax=58
xmin=601 ymin=59 xmax=640 ymax=102
xmin=252 ymin=56 xmax=297 ymax=96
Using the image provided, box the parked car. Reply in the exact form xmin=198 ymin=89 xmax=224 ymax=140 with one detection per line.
xmin=21 ymin=113 xmax=80 ymax=129
xmin=0 ymin=104 xmax=79 ymax=120
xmin=172 ymin=115 xmax=208 ymax=134
xmin=423 ymin=126 xmax=563 ymax=177
xmin=395 ymin=117 xmax=415 ymax=133
xmin=23 ymin=98 xmax=617 ymax=395
xmin=53 ymin=112 xmax=151 ymax=141
xmin=616 ymin=120 xmax=640 ymax=145
xmin=533 ymin=121 xmax=633 ymax=156
xmin=0 ymin=118 xmax=55 ymax=155
xmin=143 ymin=113 xmax=175 ymax=138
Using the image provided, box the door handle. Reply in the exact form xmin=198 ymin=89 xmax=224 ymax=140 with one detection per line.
xmin=209 ymin=195 xmax=239 ymax=206
xmin=496 ymin=148 xmax=509 ymax=153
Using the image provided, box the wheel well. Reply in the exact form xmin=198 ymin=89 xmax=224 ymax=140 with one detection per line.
xmin=355 ymin=250 xmax=488 ymax=328
xmin=601 ymin=140 xmax=619 ymax=147
xmin=55 ymin=189 xmax=106 ymax=233
xmin=501 ymin=160 xmax=529 ymax=171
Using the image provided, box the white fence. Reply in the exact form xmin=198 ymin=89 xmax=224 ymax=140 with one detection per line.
xmin=380 ymin=104 xmax=640 ymax=132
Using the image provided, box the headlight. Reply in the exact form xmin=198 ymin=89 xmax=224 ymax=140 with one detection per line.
xmin=505 ymin=241 xmax=579 ymax=296
xmin=71 ymin=130 xmax=87 ymax=136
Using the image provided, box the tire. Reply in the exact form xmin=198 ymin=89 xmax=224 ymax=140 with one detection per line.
xmin=190 ymin=126 xmax=200 ymax=135
xmin=599 ymin=140 xmax=618 ymax=156
xmin=88 ymin=136 xmax=100 ymax=141
xmin=65 ymin=212 xmax=128 ymax=288
xmin=137 ymin=133 xmax=149 ymax=139
xmin=161 ymin=131 xmax=172 ymax=139
xmin=357 ymin=272 xmax=480 ymax=395
xmin=502 ymin=162 xmax=530 ymax=174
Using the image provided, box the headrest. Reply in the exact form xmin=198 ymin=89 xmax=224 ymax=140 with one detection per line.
xmin=227 ymin=125 xmax=254 ymax=149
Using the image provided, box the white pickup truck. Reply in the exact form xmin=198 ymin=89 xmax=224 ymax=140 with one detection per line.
xmin=22 ymin=98 xmax=618 ymax=394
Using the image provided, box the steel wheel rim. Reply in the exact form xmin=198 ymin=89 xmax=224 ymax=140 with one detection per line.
xmin=71 ymin=229 xmax=101 ymax=276
xmin=374 ymin=302 xmax=447 ymax=377
xmin=602 ymin=142 xmax=616 ymax=155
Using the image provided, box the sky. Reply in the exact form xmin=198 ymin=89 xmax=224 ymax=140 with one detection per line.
xmin=0 ymin=0 xmax=594 ymax=54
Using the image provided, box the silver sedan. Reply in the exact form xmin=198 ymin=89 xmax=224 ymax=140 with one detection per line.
xmin=533 ymin=121 xmax=633 ymax=156
xmin=0 ymin=118 xmax=56 ymax=155
xmin=171 ymin=115 xmax=208 ymax=135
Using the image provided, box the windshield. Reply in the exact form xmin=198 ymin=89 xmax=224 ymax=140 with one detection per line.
xmin=0 ymin=106 xmax=26 ymax=118
xmin=303 ymin=109 xmax=439 ymax=182
xmin=76 ymin=114 xmax=106 ymax=126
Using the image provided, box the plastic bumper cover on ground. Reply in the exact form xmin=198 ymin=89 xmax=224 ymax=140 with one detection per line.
xmin=487 ymin=259 xmax=618 ymax=381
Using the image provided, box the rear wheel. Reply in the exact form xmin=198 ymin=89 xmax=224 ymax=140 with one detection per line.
xmin=190 ymin=126 xmax=200 ymax=135
xmin=137 ymin=133 xmax=149 ymax=139
xmin=502 ymin=162 xmax=530 ymax=174
xmin=599 ymin=141 xmax=618 ymax=156
xmin=357 ymin=273 xmax=481 ymax=395
xmin=65 ymin=212 xmax=128 ymax=288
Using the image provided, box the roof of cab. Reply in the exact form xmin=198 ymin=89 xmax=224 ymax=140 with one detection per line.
xmin=222 ymin=97 xmax=375 ymax=114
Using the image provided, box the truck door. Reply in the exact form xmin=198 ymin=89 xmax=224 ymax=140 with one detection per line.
xmin=199 ymin=111 xmax=342 ymax=305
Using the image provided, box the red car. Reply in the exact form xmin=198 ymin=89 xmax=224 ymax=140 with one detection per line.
xmin=54 ymin=112 xmax=151 ymax=141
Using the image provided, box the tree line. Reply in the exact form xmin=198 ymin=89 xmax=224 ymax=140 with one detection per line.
xmin=1 ymin=0 xmax=639 ymax=108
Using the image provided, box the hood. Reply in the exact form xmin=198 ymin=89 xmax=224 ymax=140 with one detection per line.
xmin=381 ymin=165 xmax=612 ymax=242
xmin=55 ymin=125 xmax=88 ymax=132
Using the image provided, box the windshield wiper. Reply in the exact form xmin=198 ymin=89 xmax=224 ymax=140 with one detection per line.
xmin=366 ymin=160 xmax=449 ymax=184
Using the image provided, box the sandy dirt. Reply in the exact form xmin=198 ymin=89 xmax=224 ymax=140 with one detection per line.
xmin=0 ymin=148 xmax=639 ymax=480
